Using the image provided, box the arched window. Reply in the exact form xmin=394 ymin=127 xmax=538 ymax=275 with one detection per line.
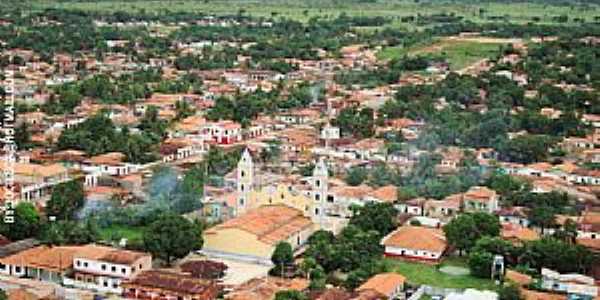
xmin=241 ymin=170 xmax=245 ymax=177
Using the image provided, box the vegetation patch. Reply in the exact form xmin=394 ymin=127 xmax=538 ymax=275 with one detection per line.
xmin=383 ymin=258 xmax=498 ymax=291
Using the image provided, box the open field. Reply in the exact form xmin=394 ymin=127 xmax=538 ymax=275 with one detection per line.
xmin=383 ymin=258 xmax=498 ymax=291
xmin=98 ymin=224 xmax=145 ymax=242
xmin=378 ymin=36 xmax=513 ymax=70
xmin=17 ymin=0 xmax=600 ymax=27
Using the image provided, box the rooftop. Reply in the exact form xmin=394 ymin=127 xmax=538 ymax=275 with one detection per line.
xmin=381 ymin=225 xmax=447 ymax=253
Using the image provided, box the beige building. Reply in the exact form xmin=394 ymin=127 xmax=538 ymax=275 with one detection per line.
xmin=203 ymin=205 xmax=316 ymax=265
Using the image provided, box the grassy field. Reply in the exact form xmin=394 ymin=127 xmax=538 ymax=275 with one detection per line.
xmin=378 ymin=37 xmax=507 ymax=70
xmin=99 ymin=224 xmax=146 ymax=242
xmin=383 ymin=258 xmax=498 ymax=291
xmin=18 ymin=0 xmax=600 ymax=27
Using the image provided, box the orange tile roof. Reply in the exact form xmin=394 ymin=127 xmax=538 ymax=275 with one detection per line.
xmin=7 ymin=289 xmax=38 ymax=300
xmin=352 ymin=138 xmax=384 ymax=151
xmin=501 ymin=225 xmax=540 ymax=242
xmin=0 ymin=162 xmax=67 ymax=178
xmin=73 ymin=244 xmax=149 ymax=265
xmin=87 ymin=152 xmax=126 ymax=165
xmin=505 ymin=270 xmax=533 ymax=286
xmin=521 ymin=289 xmax=567 ymax=300
xmin=368 ymin=185 xmax=397 ymax=203
xmin=0 ymin=246 xmax=79 ymax=272
xmin=331 ymin=184 xmax=373 ymax=199
xmin=226 ymin=277 xmax=309 ymax=300
xmin=206 ymin=205 xmax=313 ymax=246
xmin=123 ymin=270 xmax=218 ymax=295
xmin=577 ymin=238 xmax=600 ymax=251
xmin=464 ymin=186 xmax=497 ymax=202
xmin=381 ymin=226 xmax=447 ymax=253
xmin=357 ymin=273 xmax=405 ymax=296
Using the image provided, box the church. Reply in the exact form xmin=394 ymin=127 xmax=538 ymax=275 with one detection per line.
xmin=201 ymin=149 xmax=334 ymax=265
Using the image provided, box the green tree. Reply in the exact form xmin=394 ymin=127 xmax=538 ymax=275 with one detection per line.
xmin=0 ymin=290 xmax=7 ymax=300
xmin=443 ymin=213 xmax=501 ymax=255
xmin=345 ymin=166 xmax=368 ymax=186
xmin=528 ymin=205 xmax=557 ymax=234
xmin=15 ymin=122 xmax=31 ymax=150
xmin=41 ymin=220 xmax=99 ymax=246
xmin=143 ymin=212 xmax=204 ymax=266
xmin=498 ymin=283 xmax=523 ymax=300
xmin=304 ymin=230 xmax=338 ymax=272
xmin=308 ymin=265 xmax=327 ymax=290
xmin=499 ymin=134 xmax=555 ymax=164
xmin=522 ymin=237 xmax=593 ymax=274
xmin=271 ymin=241 xmax=294 ymax=277
xmin=469 ymin=251 xmax=494 ymax=278
xmin=0 ymin=202 xmax=41 ymax=241
xmin=274 ymin=290 xmax=307 ymax=300
xmin=46 ymin=180 xmax=84 ymax=221
xmin=349 ymin=202 xmax=398 ymax=239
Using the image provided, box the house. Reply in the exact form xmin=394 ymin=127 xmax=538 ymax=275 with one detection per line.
xmin=583 ymin=149 xmax=600 ymax=164
xmin=0 ymin=161 xmax=70 ymax=203
xmin=202 ymin=205 xmax=316 ymax=265
xmin=356 ymin=273 xmax=406 ymax=300
xmin=121 ymin=270 xmax=220 ymax=300
xmin=396 ymin=197 xmax=426 ymax=216
xmin=275 ymin=108 xmax=320 ymax=125
xmin=424 ymin=195 xmax=461 ymax=221
xmin=541 ymin=268 xmax=598 ymax=299
xmin=327 ymin=185 xmax=374 ymax=218
xmin=64 ymin=245 xmax=152 ymax=294
xmin=462 ymin=186 xmax=499 ymax=214
xmin=366 ymin=185 xmax=398 ymax=204
xmin=226 ymin=277 xmax=309 ymax=300
xmin=179 ymin=260 xmax=228 ymax=280
xmin=381 ymin=225 xmax=448 ymax=263
xmin=202 ymin=120 xmax=242 ymax=145
xmin=498 ymin=206 xmax=530 ymax=227
xmin=501 ymin=224 xmax=540 ymax=245
xmin=341 ymin=138 xmax=385 ymax=160
xmin=0 ymin=245 xmax=96 ymax=284
xmin=83 ymin=152 xmax=133 ymax=186
xmin=577 ymin=211 xmax=600 ymax=239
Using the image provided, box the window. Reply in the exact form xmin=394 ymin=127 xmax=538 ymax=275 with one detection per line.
xmin=241 ymin=170 xmax=245 ymax=177
xmin=0 ymin=263 xmax=5 ymax=270
xmin=327 ymin=195 xmax=334 ymax=203
xmin=101 ymin=264 xmax=106 ymax=271
xmin=103 ymin=281 xmax=108 ymax=287
xmin=315 ymin=180 xmax=320 ymax=187
xmin=122 ymin=268 xmax=126 ymax=274
xmin=315 ymin=194 xmax=320 ymax=201
xmin=76 ymin=260 xmax=81 ymax=267
xmin=240 ymin=184 xmax=245 ymax=192
xmin=113 ymin=282 xmax=119 ymax=288
xmin=111 ymin=266 xmax=116 ymax=272
xmin=83 ymin=262 xmax=88 ymax=268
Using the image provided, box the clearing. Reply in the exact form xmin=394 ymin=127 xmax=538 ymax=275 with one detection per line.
xmin=383 ymin=258 xmax=498 ymax=291
xmin=378 ymin=36 xmax=519 ymax=70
